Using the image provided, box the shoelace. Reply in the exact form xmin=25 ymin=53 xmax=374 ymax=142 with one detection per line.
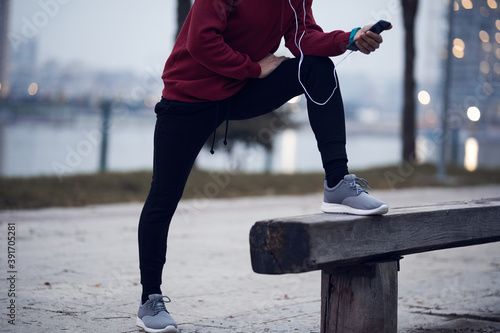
xmin=349 ymin=177 xmax=372 ymax=194
xmin=148 ymin=296 xmax=172 ymax=315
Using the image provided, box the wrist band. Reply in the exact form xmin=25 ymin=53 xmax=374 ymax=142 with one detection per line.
xmin=350 ymin=27 xmax=361 ymax=43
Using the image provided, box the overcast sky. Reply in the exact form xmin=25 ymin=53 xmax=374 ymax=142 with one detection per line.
xmin=8 ymin=0 xmax=446 ymax=82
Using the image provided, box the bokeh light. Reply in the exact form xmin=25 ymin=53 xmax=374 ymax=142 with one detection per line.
xmin=467 ymin=106 xmax=481 ymax=122
xmin=464 ymin=137 xmax=479 ymax=172
xmin=453 ymin=38 xmax=465 ymax=58
xmin=28 ymin=83 xmax=38 ymax=96
xmin=462 ymin=0 xmax=473 ymax=9
xmin=418 ymin=90 xmax=431 ymax=105
xmin=479 ymin=30 xmax=490 ymax=43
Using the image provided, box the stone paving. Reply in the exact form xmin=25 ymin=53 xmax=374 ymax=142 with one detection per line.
xmin=1 ymin=185 xmax=499 ymax=332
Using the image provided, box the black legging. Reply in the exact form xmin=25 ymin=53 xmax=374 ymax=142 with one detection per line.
xmin=138 ymin=56 xmax=348 ymax=295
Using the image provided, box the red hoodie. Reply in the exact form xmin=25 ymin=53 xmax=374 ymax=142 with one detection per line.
xmin=162 ymin=0 xmax=351 ymax=103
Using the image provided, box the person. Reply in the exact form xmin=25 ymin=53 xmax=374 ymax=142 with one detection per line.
xmin=136 ymin=0 xmax=391 ymax=332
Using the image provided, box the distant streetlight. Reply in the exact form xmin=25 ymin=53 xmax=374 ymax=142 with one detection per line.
xmin=462 ymin=0 xmax=473 ymax=10
xmin=417 ymin=90 xmax=431 ymax=105
xmin=464 ymin=137 xmax=479 ymax=172
xmin=479 ymin=30 xmax=490 ymax=43
xmin=452 ymin=38 xmax=465 ymax=58
xmin=480 ymin=61 xmax=490 ymax=74
xmin=28 ymin=82 xmax=38 ymax=96
xmin=467 ymin=106 xmax=481 ymax=122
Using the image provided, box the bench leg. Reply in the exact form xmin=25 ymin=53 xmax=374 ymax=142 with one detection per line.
xmin=320 ymin=260 xmax=398 ymax=333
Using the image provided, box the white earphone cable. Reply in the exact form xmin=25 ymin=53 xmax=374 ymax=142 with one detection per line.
xmin=288 ymin=0 xmax=352 ymax=106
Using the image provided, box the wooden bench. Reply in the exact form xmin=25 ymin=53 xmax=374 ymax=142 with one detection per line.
xmin=249 ymin=198 xmax=500 ymax=332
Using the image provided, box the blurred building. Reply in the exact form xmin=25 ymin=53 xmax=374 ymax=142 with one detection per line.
xmin=9 ymin=38 xmax=38 ymax=100
xmin=447 ymin=0 xmax=500 ymax=169
xmin=449 ymin=0 xmax=499 ymax=122
xmin=0 ymin=0 xmax=10 ymax=99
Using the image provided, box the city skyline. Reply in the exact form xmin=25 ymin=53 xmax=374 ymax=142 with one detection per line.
xmin=1 ymin=0 xmax=453 ymax=115
xmin=5 ymin=1 xmax=445 ymax=80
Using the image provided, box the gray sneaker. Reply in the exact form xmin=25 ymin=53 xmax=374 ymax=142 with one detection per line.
xmin=137 ymin=294 xmax=178 ymax=333
xmin=321 ymin=174 xmax=389 ymax=215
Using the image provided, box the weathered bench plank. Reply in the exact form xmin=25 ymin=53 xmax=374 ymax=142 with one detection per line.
xmin=250 ymin=198 xmax=500 ymax=274
xmin=250 ymin=198 xmax=500 ymax=333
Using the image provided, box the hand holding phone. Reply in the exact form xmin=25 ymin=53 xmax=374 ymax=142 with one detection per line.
xmin=347 ymin=20 xmax=393 ymax=52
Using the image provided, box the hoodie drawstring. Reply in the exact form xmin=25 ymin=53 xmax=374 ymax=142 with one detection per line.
xmin=210 ymin=104 xmax=218 ymax=154
xmin=210 ymin=101 xmax=230 ymax=155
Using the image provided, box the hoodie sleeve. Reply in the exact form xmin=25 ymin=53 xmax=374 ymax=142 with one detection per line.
xmin=284 ymin=0 xmax=351 ymax=57
xmin=186 ymin=0 xmax=262 ymax=80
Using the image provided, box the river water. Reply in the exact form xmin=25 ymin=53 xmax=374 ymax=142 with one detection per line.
xmin=0 ymin=109 xmax=403 ymax=178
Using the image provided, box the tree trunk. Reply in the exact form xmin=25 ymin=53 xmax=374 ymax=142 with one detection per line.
xmin=176 ymin=0 xmax=192 ymax=39
xmin=401 ymin=0 xmax=419 ymax=162
xmin=0 ymin=0 xmax=11 ymax=99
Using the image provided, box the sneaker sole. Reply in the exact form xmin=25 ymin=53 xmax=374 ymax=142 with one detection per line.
xmin=321 ymin=202 xmax=389 ymax=216
xmin=137 ymin=317 xmax=178 ymax=333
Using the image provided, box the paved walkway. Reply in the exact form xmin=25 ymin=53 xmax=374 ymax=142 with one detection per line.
xmin=1 ymin=185 xmax=500 ymax=333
